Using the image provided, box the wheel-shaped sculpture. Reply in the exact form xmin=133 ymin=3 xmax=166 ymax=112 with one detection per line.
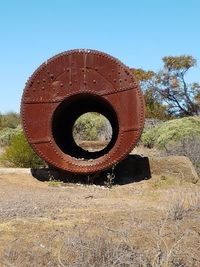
xmin=21 ymin=49 xmax=145 ymax=173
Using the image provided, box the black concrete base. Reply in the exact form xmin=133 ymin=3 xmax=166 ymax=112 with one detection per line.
xmin=31 ymin=155 xmax=151 ymax=186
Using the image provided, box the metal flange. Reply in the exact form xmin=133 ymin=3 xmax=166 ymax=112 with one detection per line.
xmin=21 ymin=49 xmax=145 ymax=173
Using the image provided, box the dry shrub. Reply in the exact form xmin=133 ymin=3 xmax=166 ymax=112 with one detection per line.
xmin=167 ymin=187 xmax=200 ymax=220
xmin=165 ymin=135 xmax=200 ymax=175
xmin=1 ymin=238 xmax=58 ymax=267
xmin=1 ymin=217 xmax=200 ymax=267
xmin=58 ymin=234 xmax=151 ymax=267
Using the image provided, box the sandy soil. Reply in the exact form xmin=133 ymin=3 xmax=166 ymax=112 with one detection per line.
xmin=0 ymin=170 xmax=200 ymax=266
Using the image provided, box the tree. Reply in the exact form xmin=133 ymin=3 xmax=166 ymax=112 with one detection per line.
xmin=132 ymin=55 xmax=200 ymax=117
xmin=159 ymin=55 xmax=200 ymax=116
xmin=144 ymin=88 xmax=169 ymax=120
xmin=132 ymin=68 xmax=169 ymax=120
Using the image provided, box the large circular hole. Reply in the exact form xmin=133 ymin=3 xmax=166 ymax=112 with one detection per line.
xmin=52 ymin=94 xmax=119 ymax=160
xmin=72 ymin=112 xmax=113 ymax=152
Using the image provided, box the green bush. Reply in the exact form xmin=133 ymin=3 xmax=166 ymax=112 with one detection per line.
xmin=141 ymin=116 xmax=200 ymax=175
xmin=0 ymin=112 xmax=20 ymax=129
xmin=0 ymin=131 xmax=43 ymax=168
xmin=0 ymin=125 xmax=22 ymax=147
xmin=141 ymin=116 xmax=200 ymax=149
xmin=73 ymin=112 xmax=112 ymax=141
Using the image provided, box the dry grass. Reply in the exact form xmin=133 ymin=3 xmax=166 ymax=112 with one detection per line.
xmin=0 ymin=171 xmax=200 ymax=266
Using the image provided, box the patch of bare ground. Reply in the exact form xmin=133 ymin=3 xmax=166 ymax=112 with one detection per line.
xmin=0 ymin=168 xmax=200 ymax=266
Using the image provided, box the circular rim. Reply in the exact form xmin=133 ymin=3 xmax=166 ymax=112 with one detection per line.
xmin=21 ymin=49 xmax=145 ymax=173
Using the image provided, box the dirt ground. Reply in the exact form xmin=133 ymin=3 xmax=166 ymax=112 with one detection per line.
xmin=0 ymin=166 xmax=200 ymax=266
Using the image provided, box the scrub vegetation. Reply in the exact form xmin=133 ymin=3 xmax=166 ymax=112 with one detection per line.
xmin=141 ymin=116 xmax=200 ymax=175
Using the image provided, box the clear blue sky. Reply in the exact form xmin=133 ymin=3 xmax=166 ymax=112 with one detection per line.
xmin=0 ymin=0 xmax=200 ymax=113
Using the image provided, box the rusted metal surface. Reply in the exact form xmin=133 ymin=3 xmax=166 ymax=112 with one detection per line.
xmin=21 ymin=49 xmax=145 ymax=174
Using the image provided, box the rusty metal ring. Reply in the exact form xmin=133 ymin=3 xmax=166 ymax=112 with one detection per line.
xmin=21 ymin=49 xmax=145 ymax=173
